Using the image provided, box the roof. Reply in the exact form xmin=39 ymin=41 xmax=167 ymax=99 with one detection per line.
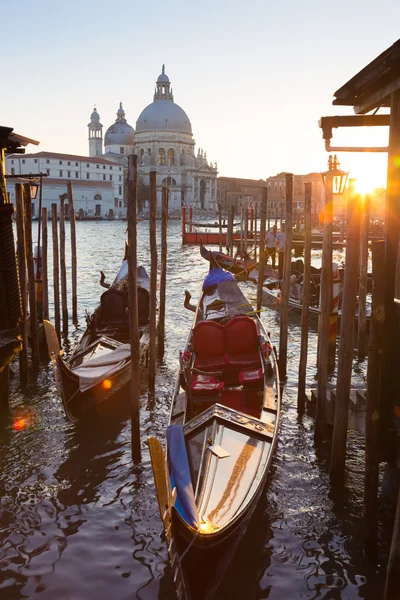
xmin=0 ymin=126 xmax=39 ymax=153
xmin=6 ymin=151 xmax=120 ymax=166
xmin=136 ymin=100 xmax=192 ymax=135
xmin=333 ymin=38 xmax=400 ymax=113
xmin=6 ymin=177 xmax=113 ymax=189
xmin=218 ymin=176 xmax=266 ymax=186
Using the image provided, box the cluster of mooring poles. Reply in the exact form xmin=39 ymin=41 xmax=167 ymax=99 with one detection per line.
xmin=126 ymin=155 xmax=168 ymax=462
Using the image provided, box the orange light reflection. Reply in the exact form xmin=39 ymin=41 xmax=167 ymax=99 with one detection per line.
xmin=102 ymin=379 xmax=112 ymax=390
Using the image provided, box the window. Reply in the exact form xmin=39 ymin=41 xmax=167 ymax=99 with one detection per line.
xmin=119 ymin=176 xmax=122 ymax=182
xmin=103 ymin=174 xmax=106 ymax=181
xmin=159 ymin=148 xmax=165 ymax=165
xmin=140 ymin=149 xmax=144 ymax=160
xmin=148 ymin=148 xmax=151 ymax=155
xmin=119 ymin=201 xmax=122 ymax=207
xmin=11 ymin=167 xmax=15 ymax=175
xmin=60 ymin=160 xmax=63 ymax=165
xmin=120 ymin=147 xmax=124 ymax=154
xmin=68 ymin=171 xmax=71 ymax=177
xmin=22 ymin=159 xmax=25 ymax=164
xmin=34 ymin=159 xmax=38 ymax=163
xmin=46 ymin=159 xmax=50 ymax=164
xmin=162 ymin=177 xmax=177 ymax=186
xmin=67 ymin=161 xmax=70 ymax=166
xmin=168 ymin=148 xmax=175 ymax=165
xmin=96 ymin=164 xmax=99 ymax=169
xmin=110 ymin=175 xmax=112 ymax=181
xmin=119 ymin=186 xmax=122 ymax=195
xmin=75 ymin=172 xmax=79 ymax=178
xmin=114 ymin=198 xmax=119 ymax=207
xmin=86 ymin=163 xmax=89 ymax=167
xmin=75 ymin=162 xmax=78 ymax=166
xmin=86 ymin=173 xmax=90 ymax=179
xmin=59 ymin=170 xmax=62 ymax=177
xmin=94 ymin=194 xmax=102 ymax=201
xmin=119 ymin=167 xmax=122 ymax=171
xmin=46 ymin=169 xmax=50 ymax=175
xmin=109 ymin=166 xmax=112 ymax=170
xmin=103 ymin=165 xmax=106 ymax=170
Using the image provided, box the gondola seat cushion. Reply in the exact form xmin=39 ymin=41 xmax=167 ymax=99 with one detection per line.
xmin=191 ymin=374 xmax=224 ymax=396
xmin=239 ymin=368 xmax=263 ymax=388
xmin=225 ymin=316 xmax=261 ymax=370
xmin=193 ymin=321 xmax=225 ymax=371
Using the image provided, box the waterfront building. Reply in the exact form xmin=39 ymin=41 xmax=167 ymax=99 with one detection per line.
xmin=217 ymin=177 xmax=266 ymax=212
xmin=5 ymin=151 xmax=124 ymax=218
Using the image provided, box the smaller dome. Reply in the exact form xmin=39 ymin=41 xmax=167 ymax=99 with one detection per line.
xmin=91 ymin=107 xmax=100 ymax=121
xmin=157 ymin=73 xmax=170 ymax=83
xmin=105 ymin=102 xmax=135 ymax=146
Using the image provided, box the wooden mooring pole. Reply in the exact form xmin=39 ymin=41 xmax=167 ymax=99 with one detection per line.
xmin=358 ymin=193 xmax=370 ymax=360
xmin=257 ymin=189 xmax=267 ymax=312
xmin=42 ymin=207 xmax=49 ymax=322
xmin=297 ymin=182 xmax=312 ymax=413
xmin=218 ymin=203 xmax=222 ymax=253
xmin=158 ymin=186 xmax=168 ymax=360
xmin=278 ymin=174 xmax=293 ymax=379
xmin=51 ymin=203 xmax=61 ymax=340
xmin=127 ymin=155 xmax=141 ymax=462
xmin=148 ymin=171 xmax=158 ymax=390
xmin=330 ymin=193 xmax=361 ymax=477
xmin=24 ymin=184 xmax=40 ymax=370
xmin=254 ymin=205 xmax=258 ymax=261
xmin=384 ymin=488 xmax=400 ymax=599
xmin=15 ymin=184 xmax=28 ymax=385
xmin=315 ymin=174 xmax=333 ymax=444
xmin=59 ymin=195 xmax=68 ymax=336
xmin=67 ymin=181 xmax=78 ymax=326
xmin=364 ymin=240 xmax=385 ymax=559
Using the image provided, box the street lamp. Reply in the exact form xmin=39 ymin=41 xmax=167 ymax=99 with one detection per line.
xmin=29 ymin=179 xmax=39 ymax=199
xmin=321 ymin=155 xmax=348 ymax=195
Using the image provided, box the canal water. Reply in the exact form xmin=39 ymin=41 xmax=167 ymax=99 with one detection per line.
xmin=0 ymin=220 xmax=391 ymax=599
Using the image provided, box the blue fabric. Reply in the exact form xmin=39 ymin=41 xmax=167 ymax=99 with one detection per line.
xmin=167 ymin=425 xmax=199 ymax=529
xmin=202 ymin=267 xmax=234 ymax=290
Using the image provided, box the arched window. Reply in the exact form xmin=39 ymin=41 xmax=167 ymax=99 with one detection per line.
xmin=168 ymin=148 xmax=175 ymax=165
xmin=140 ymin=148 xmax=144 ymax=158
xmin=162 ymin=177 xmax=177 ymax=186
xmin=159 ymin=148 xmax=165 ymax=165
xmin=94 ymin=194 xmax=102 ymax=201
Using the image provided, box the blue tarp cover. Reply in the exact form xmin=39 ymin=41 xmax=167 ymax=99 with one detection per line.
xmin=167 ymin=425 xmax=199 ymax=529
xmin=202 ymin=267 xmax=234 ymax=290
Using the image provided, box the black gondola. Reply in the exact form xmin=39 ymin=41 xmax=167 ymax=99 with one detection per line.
xmin=199 ymin=240 xmax=277 ymax=281
xmin=46 ymin=254 xmax=150 ymax=422
xmin=149 ymin=267 xmax=281 ymax=599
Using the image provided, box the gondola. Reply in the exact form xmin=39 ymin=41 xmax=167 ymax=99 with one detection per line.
xmin=149 ymin=266 xmax=281 ymax=599
xmin=45 ymin=253 xmax=150 ymax=422
xmin=199 ymin=240 xmax=277 ymax=281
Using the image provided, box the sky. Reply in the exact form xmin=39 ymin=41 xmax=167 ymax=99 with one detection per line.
xmin=2 ymin=0 xmax=399 ymax=189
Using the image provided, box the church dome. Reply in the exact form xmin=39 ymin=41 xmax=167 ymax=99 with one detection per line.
xmin=90 ymin=107 xmax=100 ymax=122
xmin=136 ymin=66 xmax=192 ymax=135
xmin=105 ymin=102 xmax=135 ymax=146
xmin=136 ymin=100 xmax=192 ymax=134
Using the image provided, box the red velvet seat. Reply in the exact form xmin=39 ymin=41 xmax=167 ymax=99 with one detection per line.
xmin=191 ymin=381 xmax=225 ymax=397
xmin=193 ymin=320 xmax=225 ymax=372
xmin=239 ymin=368 xmax=263 ymax=388
xmin=225 ymin=316 xmax=261 ymax=370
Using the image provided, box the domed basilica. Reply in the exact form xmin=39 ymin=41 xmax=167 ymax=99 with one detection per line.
xmin=88 ymin=66 xmax=218 ymax=213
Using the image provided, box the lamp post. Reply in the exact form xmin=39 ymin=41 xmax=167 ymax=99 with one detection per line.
xmin=315 ymin=155 xmax=348 ymax=445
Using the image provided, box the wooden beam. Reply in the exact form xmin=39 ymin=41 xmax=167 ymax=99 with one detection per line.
xmin=354 ymin=74 xmax=400 ymax=114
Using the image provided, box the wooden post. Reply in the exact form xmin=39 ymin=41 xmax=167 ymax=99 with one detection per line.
xmin=23 ymin=184 xmax=40 ymax=370
xmin=67 ymin=181 xmax=78 ymax=325
xmin=384 ymin=487 xmax=400 ymax=599
xmin=297 ymin=182 xmax=312 ymax=413
xmin=244 ymin=206 xmax=248 ymax=252
xmin=358 ymin=193 xmax=370 ymax=359
xmin=364 ymin=240 xmax=385 ymax=559
xmin=257 ymin=190 xmax=267 ymax=311
xmin=240 ymin=206 xmax=244 ymax=257
xmin=149 ymin=171 xmax=158 ymax=390
xmin=41 ymin=207 xmax=49 ymax=322
xmin=380 ymin=90 xmax=400 ymax=451
xmin=278 ymin=174 xmax=293 ymax=379
xmin=59 ymin=195 xmax=68 ymax=336
xmin=188 ymin=205 xmax=193 ymax=233
xmin=0 ymin=366 xmax=10 ymax=414
xmin=181 ymin=205 xmax=186 ymax=241
xmin=52 ymin=203 xmax=61 ymax=340
xmin=254 ymin=205 xmax=258 ymax=261
xmin=158 ymin=186 xmax=168 ymax=360
xmin=15 ymin=184 xmax=28 ymax=385
xmin=330 ymin=194 xmax=361 ymax=476
xmin=218 ymin=203 xmax=222 ymax=252
xmin=228 ymin=204 xmax=234 ymax=257
xmin=127 ymin=155 xmax=141 ymax=462
xmin=315 ymin=175 xmax=334 ymax=444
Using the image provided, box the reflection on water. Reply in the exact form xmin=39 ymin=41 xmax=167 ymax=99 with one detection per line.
xmin=0 ymin=220 xmax=389 ymax=599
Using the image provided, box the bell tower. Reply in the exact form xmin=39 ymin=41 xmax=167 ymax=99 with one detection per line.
xmin=88 ymin=107 xmax=103 ymax=157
